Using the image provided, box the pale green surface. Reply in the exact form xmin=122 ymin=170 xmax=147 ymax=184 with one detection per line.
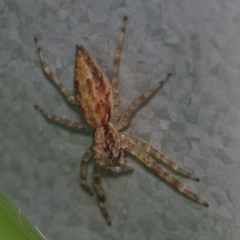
xmin=0 ymin=0 xmax=239 ymax=239
xmin=0 ymin=189 xmax=43 ymax=240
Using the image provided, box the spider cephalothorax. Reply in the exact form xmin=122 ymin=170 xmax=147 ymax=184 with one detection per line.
xmin=93 ymin=123 xmax=121 ymax=166
xmin=34 ymin=16 xmax=208 ymax=225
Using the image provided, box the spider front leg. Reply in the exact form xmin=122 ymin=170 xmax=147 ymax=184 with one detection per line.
xmin=124 ymin=133 xmax=199 ymax=181
xmin=34 ymin=37 xmax=77 ymax=105
xmin=80 ymin=148 xmax=93 ymax=196
xmin=122 ymin=135 xmax=209 ymax=207
xmin=93 ymin=165 xmax=112 ymax=225
xmin=111 ymin=16 xmax=128 ymax=122
xmin=35 ymin=105 xmax=89 ymax=130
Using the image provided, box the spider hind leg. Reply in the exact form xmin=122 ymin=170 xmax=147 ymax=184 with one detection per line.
xmin=34 ymin=37 xmax=77 ymax=105
xmin=111 ymin=16 xmax=128 ymax=122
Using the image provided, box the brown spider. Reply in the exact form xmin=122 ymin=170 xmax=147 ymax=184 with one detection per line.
xmin=34 ymin=16 xmax=208 ymax=225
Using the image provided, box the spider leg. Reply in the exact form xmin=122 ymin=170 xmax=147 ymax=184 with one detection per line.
xmin=110 ymin=16 xmax=128 ymax=123
xmin=118 ymin=149 xmax=134 ymax=169
xmin=104 ymin=166 xmax=122 ymax=172
xmin=124 ymin=134 xmax=199 ymax=181
xmin=116 ymin=73 xmax=171 ymax=130
xmin=34 ymin=37 xmax=77 ymax=106
xmin=80 ymin=148 xmax=94 ymax=195
xmin=93 ymin=165 xmax=112 ymax=225
xmin=35 ymin=105 xmax=89 ymax=130
xmin=123 ymin=137 xmax=208 ymax=207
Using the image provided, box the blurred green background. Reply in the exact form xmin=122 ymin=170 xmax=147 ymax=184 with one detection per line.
xmin=0 ymin=189 xmax=43 ymax=239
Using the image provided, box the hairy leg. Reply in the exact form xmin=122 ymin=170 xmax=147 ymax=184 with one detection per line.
xmin=124 ymin=134 xmax=199 ymax=181
xmin=80 ymin=148 xmax=93 ymax=195
xmin=35 ymin=105 xmax=89 ymax=130
xmin=34 ymin=37 xmax=77 ymax=105
xmin=111 ymin=16 xmax=128 ymax=122
xmin=116 ymin=73 xmax=171 ymax=130
xmin=118 ymin=149 xmax=134 ymax=169
xmin=93 ymin=165 xmax=112 ymax=225
xmin=123 ymin=137 xmax=208 ymax=207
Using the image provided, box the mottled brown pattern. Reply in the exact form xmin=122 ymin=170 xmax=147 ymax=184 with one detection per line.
xmin=34 ymin=16 xmax=208 ymax=226
xmin=74 ymin=46 xmax=113 ymax=127
xmin=93 ymin=122 xmax=120 ymax=166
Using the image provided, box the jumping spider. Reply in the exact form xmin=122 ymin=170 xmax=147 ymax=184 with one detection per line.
xmin=34 ymin=16 xmax=208 ymax=225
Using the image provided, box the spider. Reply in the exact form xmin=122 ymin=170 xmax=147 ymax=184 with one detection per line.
xmin=34 ymin=16 xmax=208 ymax=225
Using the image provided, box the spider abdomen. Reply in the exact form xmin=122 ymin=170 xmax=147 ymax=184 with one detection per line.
xmin=74 ymin=46 xmax=114 ymax=128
